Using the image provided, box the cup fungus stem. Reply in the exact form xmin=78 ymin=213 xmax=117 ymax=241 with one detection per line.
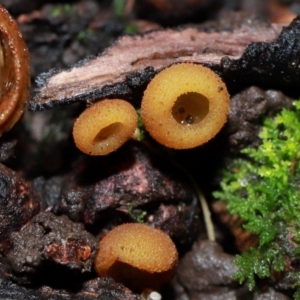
xmin=193 ymin=178 xmax=215 ymax=241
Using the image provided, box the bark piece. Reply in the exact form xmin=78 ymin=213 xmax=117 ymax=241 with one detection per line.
xmin=222 ymin=17 xmax=300 ymax=93
xmin=30 ymin=20 xmax=281 ymax=110
xmin=31 ymin=16 xmax=300 ymax=111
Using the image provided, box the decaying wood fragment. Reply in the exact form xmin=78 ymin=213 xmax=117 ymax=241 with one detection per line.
xmin=30 ymin=21 xmax=282 ymax=110
xmin=223 ymin=17 xmax=300 ymax=93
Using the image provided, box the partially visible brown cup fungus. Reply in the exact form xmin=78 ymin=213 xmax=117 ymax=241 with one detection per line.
xmin=0 ymin=5 xmax=30 ymax=136
xmin=94 ymin=223 xmax=178 ymax=292
xmin=141 ymin=63 xmax=230 ymax=149
xmin=73 ymin=99 xmax=138 ymax=155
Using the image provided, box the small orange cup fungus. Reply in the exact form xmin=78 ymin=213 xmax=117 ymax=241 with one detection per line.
xmin=141 ymin=63 xmax=230 ymax=149
xmin=0 ymin=5 xmax=30 ymax=136
xmin=73 ymin=99 xmax=137 ymax=155
xmin=94 ymin=223 xmax=178 ymax=292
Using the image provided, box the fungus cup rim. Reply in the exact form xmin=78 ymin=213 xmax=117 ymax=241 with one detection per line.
xmin=141 ymin=63 xmax=230 ymax=149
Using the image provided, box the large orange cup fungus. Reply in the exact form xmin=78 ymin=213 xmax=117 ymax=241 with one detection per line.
xmin=141 ymin=63 xmax=230 ymax=149
xmin=94 ymin=223 xmax=178 ymax=292
xmin=73 ymin=99 xmax=138 ymax=155
xmin=0 ymin=5 xmax=30 ymax=136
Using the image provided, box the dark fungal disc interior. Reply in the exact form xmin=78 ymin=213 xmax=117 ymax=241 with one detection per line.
xmin=93 ymin=122 xmax=123 ymax=143
xmin=172 ymin=92 xmax=209 ymax=125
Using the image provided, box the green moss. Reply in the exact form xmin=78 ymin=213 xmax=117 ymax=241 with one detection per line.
xmin=76 ymin=29 xmax=94 ymax=41
xmin=113 ymin=0 xmax=127 ymax=18
xmin=213 ymin=100 xmax=300 ymax=298
xmin=124 ymin=24 xmax=139 ymax=35
xmin=127 ymin=206 xmax=147 ymax=223
xmin=136 ymin=109 xmax=146 ymax=141
xmin=50 ymin=4 xmax=73 ymax=17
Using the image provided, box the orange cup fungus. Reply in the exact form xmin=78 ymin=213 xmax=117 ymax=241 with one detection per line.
xmin=0 ymin=5 xmax=30 ymax=136
xmin=94 ymin=223 xmax=178 ymax=292
xmin=73 ymin=99 xmax=137 ymax=155
xmin=141 ymin=63 xmax=230 ymax=149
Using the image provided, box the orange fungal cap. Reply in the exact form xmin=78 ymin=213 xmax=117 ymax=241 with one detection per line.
xmin=0 ymin=5 xmax=30 ymax=136
xmin=73 ymin=99 xmax=137 ymax=156
xmin=94 ymin=223 xmax=178 ymax=291
xmin=141 ymin=63 xmax=230 ymax=149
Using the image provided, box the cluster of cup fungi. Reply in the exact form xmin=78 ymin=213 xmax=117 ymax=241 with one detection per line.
xmin=0 ymin=3 xmax=230 ymax=296
xmin=73 ymin=63 xmax=230 ymax=293
xmin=73 ymin=63 xmax=230 ymax=154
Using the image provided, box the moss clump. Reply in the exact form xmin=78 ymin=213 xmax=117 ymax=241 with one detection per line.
xmin=214 ymin=101 xmax=300 ymax=299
